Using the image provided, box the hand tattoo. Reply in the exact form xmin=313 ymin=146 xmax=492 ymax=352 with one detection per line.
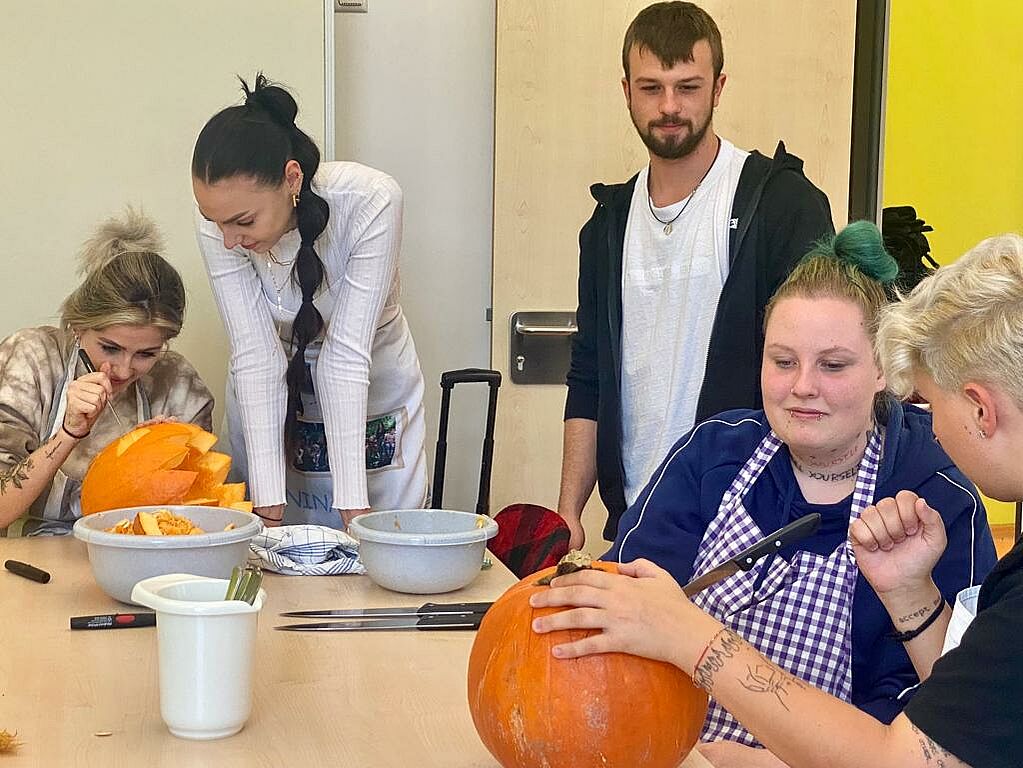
xmin=0 ymin=457 xmax=33 ymax=495
xmin=738 ymin=664 xmax=804 ymax=711
xmin=911 ymin=723 xmax=957 ymax=766
xmin=694 ymin=629 xmax=745 ymax=692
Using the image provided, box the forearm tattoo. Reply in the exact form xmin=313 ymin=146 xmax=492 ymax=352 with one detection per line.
xmin=738 ymin=664 xmax=803 ymax=711
xmin=911 ymin=723 xmax=957 ymax=767
xmin=897 ymin=594 xmax=942 ymax=627
xmin=0 ymin=456 xmax=33 ymax=495
xmin=43 ymin=438 xmax=64 ymax=460
xmin=693 ymin=628 xmax=745 ymax=692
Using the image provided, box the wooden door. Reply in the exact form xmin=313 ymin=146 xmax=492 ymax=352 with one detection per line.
xmin=491 ymin=0 xmax=856 ymax=547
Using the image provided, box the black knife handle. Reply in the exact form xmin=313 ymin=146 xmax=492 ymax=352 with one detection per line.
xmin=419 ymin=601 xmax=492 ymax=615
xmin=416 ymin=612 xmax=485 ymax=630
xmin=733 ymin=513 xmax=822 ymax=571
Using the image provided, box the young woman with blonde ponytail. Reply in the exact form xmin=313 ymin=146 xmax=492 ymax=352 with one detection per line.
xmin=192 ymin=73 xmax=428 ymax=530
xmin=0 ymin=209 xmax=213 ymax=535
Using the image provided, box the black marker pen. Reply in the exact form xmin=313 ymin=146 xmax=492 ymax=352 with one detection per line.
xmin=4 ymin=559 xmax=51 ymax=583
xmin=70 ymin=613 xmax=157 ymax=630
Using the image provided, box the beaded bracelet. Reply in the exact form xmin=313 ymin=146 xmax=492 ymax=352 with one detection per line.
xmin=887 ymin=597 xmax=948 ymax=643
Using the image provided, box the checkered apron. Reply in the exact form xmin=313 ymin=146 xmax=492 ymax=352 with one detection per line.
xmin=691 ymin=429 xmax=882 ymax=746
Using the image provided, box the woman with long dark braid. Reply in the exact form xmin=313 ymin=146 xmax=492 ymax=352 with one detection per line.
xmin=191 ymin=74 xmax=428 ymax=529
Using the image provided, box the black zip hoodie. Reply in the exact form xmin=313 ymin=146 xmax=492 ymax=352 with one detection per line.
xmin=565 ymin=141 xmax=835 ymax=540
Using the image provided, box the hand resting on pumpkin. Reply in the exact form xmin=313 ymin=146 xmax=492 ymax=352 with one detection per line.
xmin=531 ymin=559 xmax=969 ymax=768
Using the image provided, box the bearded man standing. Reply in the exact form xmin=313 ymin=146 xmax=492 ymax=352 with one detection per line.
xmin=559 ymin=2 xmax=835 ymax=549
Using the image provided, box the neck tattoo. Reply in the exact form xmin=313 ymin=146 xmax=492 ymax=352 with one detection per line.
xmin=791 ymin=457 xmax=859 ymax=483
xmin=791 ymin=429 xmax=873 ymax=483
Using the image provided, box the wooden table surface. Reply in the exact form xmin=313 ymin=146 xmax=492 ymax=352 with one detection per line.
xmin=0 ymin=537 xmax=519 ymax=768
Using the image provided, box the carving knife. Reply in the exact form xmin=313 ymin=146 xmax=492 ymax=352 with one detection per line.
xmin=279 ymin=601 xmax=493 ymax=620
xmin=681 ymin=512 xmax=822 ymax=597
xmin=275 ymin=611 xmax=487 ymax=632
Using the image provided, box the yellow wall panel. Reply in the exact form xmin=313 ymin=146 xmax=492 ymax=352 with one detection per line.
xmin=884 ymin=1 xmax=1023 ymax=524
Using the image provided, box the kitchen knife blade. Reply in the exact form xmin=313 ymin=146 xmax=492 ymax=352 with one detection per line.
xmin=681 ymin=512 xmax=822 ymax=597
xmin=275 ymin=612 xmax=485 ymax=632
xmin=279 ymin=601 xmax=493 ymax=620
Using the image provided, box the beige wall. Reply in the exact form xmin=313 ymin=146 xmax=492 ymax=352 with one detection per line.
xmin=335 ymin=1 xmax=496 ymax=512
xmin=0 ymin=1 xmax=326 ymax=432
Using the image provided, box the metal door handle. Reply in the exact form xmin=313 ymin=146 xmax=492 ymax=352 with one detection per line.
xmin=513 ymin=318 xmax=578 ymax=336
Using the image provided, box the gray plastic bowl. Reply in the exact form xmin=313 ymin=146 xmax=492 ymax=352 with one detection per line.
xmin=349 ymin=509 xmax=499 ymax=594
xmin=73 ymin=506 xmax=263 ymax=605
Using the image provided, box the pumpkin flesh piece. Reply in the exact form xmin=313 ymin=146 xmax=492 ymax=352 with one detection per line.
xmin=214 ymin=483 xmax=246 ymax=505
xmin=80 ymin=423 xmax=251 ymax=514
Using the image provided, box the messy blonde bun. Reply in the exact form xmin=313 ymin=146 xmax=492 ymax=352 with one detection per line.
xmin=61 ymin=208 xmax=185 ymax=338
xmin=76 ymin=207 xmax=165 ymax=275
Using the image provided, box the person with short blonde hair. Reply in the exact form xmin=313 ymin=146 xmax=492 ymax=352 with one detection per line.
xmin=0 ymin=209 xmax=213 ymax=535
xmin=879 ymin=233 xmax=1023 ymax=407
xmin=536 ymin=232 xmax=1023 ymax=768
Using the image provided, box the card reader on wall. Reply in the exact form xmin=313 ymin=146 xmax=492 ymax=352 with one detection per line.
xmin=510 ymin=311 xmax=577 ymax=384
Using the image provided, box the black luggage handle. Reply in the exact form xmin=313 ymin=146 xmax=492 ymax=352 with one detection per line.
xmin=440 ymin=369 xmax=502 ymax=388
xmin=432 ymin=368 xmax=502 ymax=515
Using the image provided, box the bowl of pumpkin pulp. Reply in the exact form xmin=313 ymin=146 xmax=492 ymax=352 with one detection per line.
xmin=73 ymin=505 xmax=262 ymax=605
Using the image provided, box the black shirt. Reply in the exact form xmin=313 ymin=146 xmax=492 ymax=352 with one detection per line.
xmin=905 ymin=539 xmax=1023 ymax=767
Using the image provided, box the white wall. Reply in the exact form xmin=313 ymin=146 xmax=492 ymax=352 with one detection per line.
xmin=335 ymin=1 xmax=495 ymax=512
xmin=0 ymin=1 xmax=326 ymax=436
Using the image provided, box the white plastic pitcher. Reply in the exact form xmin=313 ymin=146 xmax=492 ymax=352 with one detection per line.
xmin=132 ymin=573 xmax=266 ymax=740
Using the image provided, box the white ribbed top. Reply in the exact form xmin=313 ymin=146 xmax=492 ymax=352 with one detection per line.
xmin=196 ymin=161 xmax=404 ymax=509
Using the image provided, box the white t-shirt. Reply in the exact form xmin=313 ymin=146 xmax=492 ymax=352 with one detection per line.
xmin=620 ymin=138 xmax=749 ymax=504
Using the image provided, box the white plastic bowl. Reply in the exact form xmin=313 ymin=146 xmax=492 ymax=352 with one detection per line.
xmin=73 ymin=506 xmax=262 ymax=605
xmin=349 ymin=509 xmax=499 ymax=594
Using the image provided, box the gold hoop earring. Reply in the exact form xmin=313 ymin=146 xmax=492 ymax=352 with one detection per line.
xmin=292 ymin=193 xmax=300 ymax=208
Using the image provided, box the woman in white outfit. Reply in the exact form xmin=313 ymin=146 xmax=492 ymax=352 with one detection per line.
xmin=191 ymin=73 xmax=428 ymax=530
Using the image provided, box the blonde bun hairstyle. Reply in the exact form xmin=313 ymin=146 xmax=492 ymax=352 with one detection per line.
xmin=61 ymin=208 xmax=186 ymax=338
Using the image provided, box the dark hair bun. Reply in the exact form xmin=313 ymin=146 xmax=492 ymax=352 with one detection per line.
xmin=241 ymin=72 xmax=298 ymax=128
xmin=830 ymin=220 xmax=899 ymax=284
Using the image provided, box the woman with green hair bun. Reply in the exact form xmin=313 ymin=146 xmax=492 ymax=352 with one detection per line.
xmin=586 ymin=220 xmax=996 ymax=761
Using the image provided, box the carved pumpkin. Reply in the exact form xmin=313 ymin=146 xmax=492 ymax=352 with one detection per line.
xmin=467 ymin=558 xmax=708 ymax=768
xmin=81 ymin=422 xmax=253 ymax=515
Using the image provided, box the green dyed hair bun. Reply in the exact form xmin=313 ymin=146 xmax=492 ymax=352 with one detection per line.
xmin=816 ymin=220 xmax=899 ymax=283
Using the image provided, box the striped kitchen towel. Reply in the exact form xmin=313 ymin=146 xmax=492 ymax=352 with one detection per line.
xmin=249 ymin=525 xmax=366 ymax=576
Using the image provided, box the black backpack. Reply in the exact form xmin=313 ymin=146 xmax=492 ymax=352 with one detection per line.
xmin=882 ymin=205 xmax=939 ymax=291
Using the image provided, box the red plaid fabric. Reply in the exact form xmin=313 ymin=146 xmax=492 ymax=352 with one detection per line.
xmin=489 ymin=504 xmax=570 ymax=578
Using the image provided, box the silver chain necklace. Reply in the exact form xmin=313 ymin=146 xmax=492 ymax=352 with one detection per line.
xmin=265 ymin=249 xmax=296 ymax=334
xmin=646 ymin=138 xmax=721 ymax=236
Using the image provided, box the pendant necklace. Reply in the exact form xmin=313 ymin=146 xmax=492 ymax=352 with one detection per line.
xmin=647 ymin=137 xmax=722 ymax=236
xmin=265 ymin=249 xmax=295 ymax=335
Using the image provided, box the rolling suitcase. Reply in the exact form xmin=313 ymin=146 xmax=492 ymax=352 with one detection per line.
xmin=430 ymin=369 xmax=570 ymax=578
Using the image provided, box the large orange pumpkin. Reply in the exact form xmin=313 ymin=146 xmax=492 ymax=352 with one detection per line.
xmin=467 ymin=559 xmax=708 ymax=768
xmin=80 ymin=422 xmax=252 ymax=515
